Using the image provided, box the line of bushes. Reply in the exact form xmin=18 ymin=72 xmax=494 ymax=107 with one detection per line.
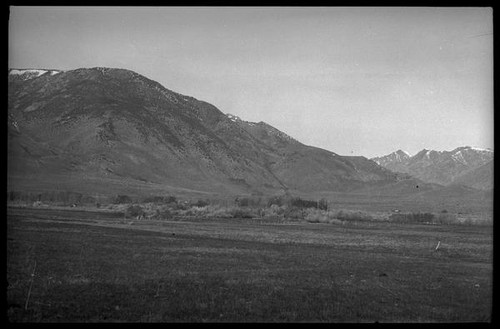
xmin=304 ymin=208 xmax=373 ymax=224
xmin=8 ymin=190 xmax=328 ymax=210
xmin=7 ymin=191 xmax=180 ymax=207
xmin=119 ymin=202 xmax=374 ymax=223
xmin=266 ymin=195 xmax=328 ymax=210
xmin=8 ymin=191 xmax=490 ymax=226
xmin=388 ymin=212 xmax=436 ymax=223
xmin=123 ymin=204 xmax=257 ymax=220
xmin=387 ymin=212 xmax=464 ymax=225
xmin=87 ymin=200 xmax=492 ymax=226
xmin=7 ymin=191 xmax=97 ymax=205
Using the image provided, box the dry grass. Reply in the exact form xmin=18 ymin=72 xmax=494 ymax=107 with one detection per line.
xmin=7 ymin=207 xmax=493 ymax=322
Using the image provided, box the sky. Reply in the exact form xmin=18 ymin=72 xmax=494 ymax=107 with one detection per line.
xmin=8 ymin=6 xmax=493 ymax=158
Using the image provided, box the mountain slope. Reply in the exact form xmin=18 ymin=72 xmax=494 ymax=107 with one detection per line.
xmin=451 ymin=160 xmax=493 ymax=190
xmin=8 ymin=68 xmax=281 ymax=195
xmin=8 ymin=67 xmax=399 ymax=197
xmin=371 ymin=147 xmax=493 ymax=189
xmin=371 ymin=150 xmax=411 ymax=173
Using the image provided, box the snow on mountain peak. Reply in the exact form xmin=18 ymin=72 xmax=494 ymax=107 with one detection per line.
xmin=394 ymin=150 xmax=411 ymax=159
xmin=385 ymin=150 xmax=411 ymax=162
xmin=226 ymin=113 xmax=242 ymax=122
xmin=469 ymin=146 xmax=493 ymax=153
xmin=9 ymin=69 xmax=63 ymax=79
xmin=371 ymin=149 xmax=411 ymax=166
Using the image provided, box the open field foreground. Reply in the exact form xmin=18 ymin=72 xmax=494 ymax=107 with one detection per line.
xmin=7 ymin=207 xmax=492 ymax=322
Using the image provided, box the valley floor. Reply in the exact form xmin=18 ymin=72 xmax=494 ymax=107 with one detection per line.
xmin=7 ymin=207 xmax=492 ymax=322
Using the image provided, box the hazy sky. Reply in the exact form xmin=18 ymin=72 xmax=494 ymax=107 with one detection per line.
xmin=9 ymin=7 xmax=493 ymax=158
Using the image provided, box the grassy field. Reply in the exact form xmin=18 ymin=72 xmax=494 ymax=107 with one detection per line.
xmin=7 ymin=207 xmax=492 ymax=322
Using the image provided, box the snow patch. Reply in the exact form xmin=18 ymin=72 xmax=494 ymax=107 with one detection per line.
xmin=9 ymin=69 xmax=62 ymax=78
xmin=10 ymin=69 xmax=46 ymax=76
xmin=225 ymin=114 xmax=258 ymax=127
xmin=452 ymin=151 xmax=467 ymax=165
xmin=469 ymin=146 xmax=493 ymax=153
xmin=226 ymin=113 xmax=242 ymax=122
xmin=11 ymin=120 xmax=19 ymax=132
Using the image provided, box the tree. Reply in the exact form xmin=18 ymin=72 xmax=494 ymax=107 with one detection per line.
xmin=318 ymin=198 xmax=328 ymax=211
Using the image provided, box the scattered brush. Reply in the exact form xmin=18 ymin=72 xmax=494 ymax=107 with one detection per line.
xmin=304 ymin=208 xmax=344 ymax=225
xmin=14 ymin=191 xmax=489 ymax=227
xmin=333 ymin=209 xmax=374 ymax=222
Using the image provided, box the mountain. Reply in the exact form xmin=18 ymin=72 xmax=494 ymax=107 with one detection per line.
xmin=451 ymin=160 xmax=493 ymax=190
xmin=371 ymin=147 xmax=493 ymax=190
xmin=371 ymin=150 xmax=411 ymax=173
xmin=8 ymin=67 xmax=400 ymax=198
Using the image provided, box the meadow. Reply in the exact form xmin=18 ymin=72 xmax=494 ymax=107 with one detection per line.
xmin=7 ymin=205 xmax=492 ymax=322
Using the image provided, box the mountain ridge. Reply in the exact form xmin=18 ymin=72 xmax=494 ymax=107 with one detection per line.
xmin=9 ymin=67 xmax=404 ymax=198
xmin=371 ymin=147 xmax=493 ymax=190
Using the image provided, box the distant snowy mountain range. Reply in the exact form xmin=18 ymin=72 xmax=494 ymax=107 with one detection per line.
xmin=371 ymin=147 xmax=493 ymax=190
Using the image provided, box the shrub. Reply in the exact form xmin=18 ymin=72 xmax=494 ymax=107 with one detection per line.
xmin=260 ymin=204 xmax=285 ymax=218
xmin=114 ymin=194 xmax=133 ymax=204
xmin=194 ymin=199 xmax=210 ymax=207
xmin=334 ymin=209 xmax=373 ymax=222
xmin=32 ymin=201 xmax=45 ymax=207
xmin=388 ymin=213 xmax=408 ymax=223
xmin=291 ymin=197 xmax=316 ymax=209
xmin=304 ymin=208 xmax=344 ymax=225
xmin=235 ymin=197 xmax=250 ymax=207
xmin=304 ymin=208 xmax=324 ymax=223
xmin=125 ymin=205 xmax=144 ymax=218
xmin=230 ymin=207 xmax=255 ymax=219
xmin=389 ymin=212 xmax=435 ymax=223
xmin=416 ymin=212 xmax=435 ymax=222
xmin=235 ymin=196 xmax=264 ymax=207
xmin=318 ymin=198 xmax=328 ymax=211
xmin=153 ymin=205 xmax=174 ymax=220
xmin=267 ymin=196 xmax=284 ymax=207
xmin=182 ymin=206 xmax=207 ymax=217
xmin=164 ymin=196 xmax=177 ymax=204
xmin=207 ymin=205 xmax=234 ymax=218
xmin=387 ymin=211 xmax=490 ymax=226
xmin=6 ymin=191 xmax=90 ymax=205
xmin=172 ymin=201 xmax=189 ymax=211
xmin=435 ymin=212 xmax=457 ymax=225
xmin=457 ymin=215 xmax=492 ymax=226
xmin=284 ymin=207 xmax=305 ymax=220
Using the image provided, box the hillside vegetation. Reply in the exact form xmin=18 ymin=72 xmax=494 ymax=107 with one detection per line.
xmin=9 ymin=67 xmax=398 ymax=197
